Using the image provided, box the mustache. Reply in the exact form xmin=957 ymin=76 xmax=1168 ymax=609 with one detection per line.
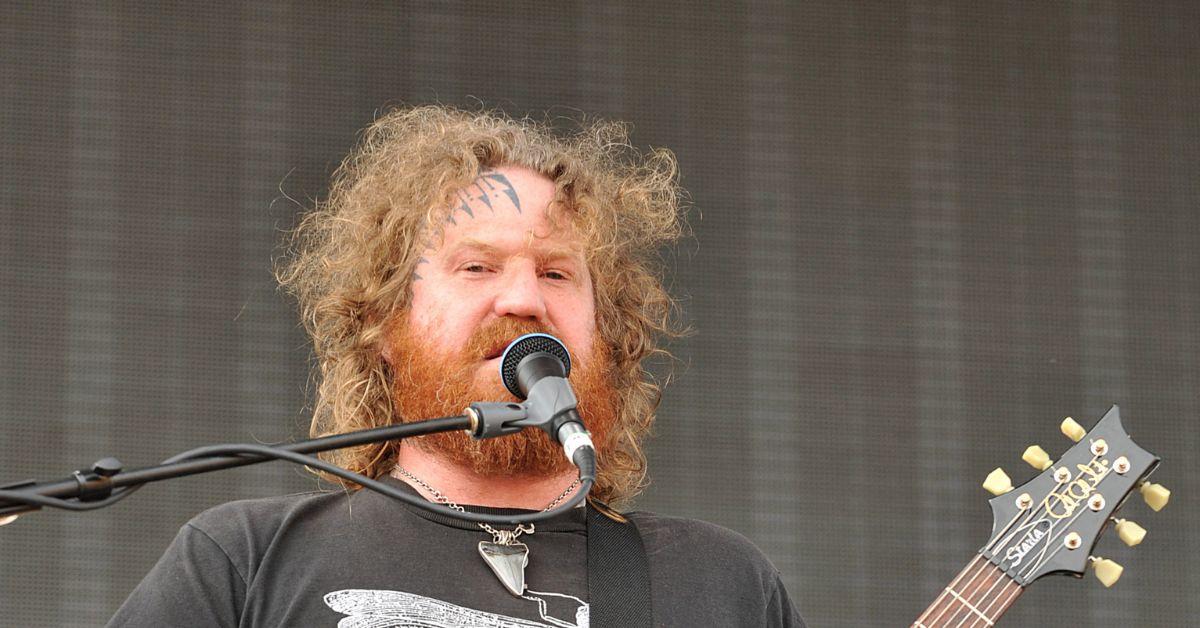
xmin=464 ymin=318 xmax=554 ymax=361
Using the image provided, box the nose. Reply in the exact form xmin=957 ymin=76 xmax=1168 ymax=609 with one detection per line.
xmin=492 ymin=261 xmax=548 ymax=322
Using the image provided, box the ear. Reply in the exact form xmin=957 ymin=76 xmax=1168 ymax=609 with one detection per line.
xmin=381 ymin=339 xmax=395 ymax=366
xmin=373 ymin=312 xmax=398 ymax=367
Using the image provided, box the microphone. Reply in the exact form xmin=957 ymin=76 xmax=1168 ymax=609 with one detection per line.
xmin=482 ymin=333 xmax=596 ymax=480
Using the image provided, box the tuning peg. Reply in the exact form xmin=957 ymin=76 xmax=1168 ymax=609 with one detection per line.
xmin=1139 ymin=482 xmax=1171 ymax=512
xmin=1113 ymin=518 xmax=1146 ymax=547
xmin=1061 ymin=416 xmax=1086 ymax=442
xmin=1089 ymin=556 xmax=1123 ymax=587
xmin=983 ymin=467 xmax=1014 ymax=496
xmin=1022 ymin=445 xmax=1053 ymax=470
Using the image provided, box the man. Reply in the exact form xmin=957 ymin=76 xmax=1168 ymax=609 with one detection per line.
xmin=109 ymin=106 xmax=804 ymax=627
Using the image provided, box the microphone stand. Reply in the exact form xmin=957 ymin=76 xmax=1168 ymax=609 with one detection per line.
xmin=0 ymin=406 xmax=593 ymax=527
xmin=0 ymin=415 xmax=471 ymax=521
xmin=0 ymin=336 xmax=599 ymax=527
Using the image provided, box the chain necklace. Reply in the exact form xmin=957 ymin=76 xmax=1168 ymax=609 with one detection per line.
xmin=391 ymin=466 xmax=580 ymax=597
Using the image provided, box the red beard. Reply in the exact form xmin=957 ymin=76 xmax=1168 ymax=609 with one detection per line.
xmin=388 ymin=316 xmax=620 ymax=478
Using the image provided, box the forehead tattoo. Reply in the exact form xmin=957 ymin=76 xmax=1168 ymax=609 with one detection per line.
xmin=448 ymin=171 xmax=522 ymax=225
xmin=412 ymin=171 xmax=528 ymax=283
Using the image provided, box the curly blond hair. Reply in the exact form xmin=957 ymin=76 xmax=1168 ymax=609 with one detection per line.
xmin=276 ymin=105 xmax=686 ymax=506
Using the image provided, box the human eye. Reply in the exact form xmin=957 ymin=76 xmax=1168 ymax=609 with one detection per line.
xmin=458 ymin=262 xmax=493 ymax=274
xmin=542 ymin=269 xmax=571 ymax=281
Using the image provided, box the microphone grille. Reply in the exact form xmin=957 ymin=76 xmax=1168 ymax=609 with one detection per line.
xmin=499 ymin=333 xmax=572 ymax=398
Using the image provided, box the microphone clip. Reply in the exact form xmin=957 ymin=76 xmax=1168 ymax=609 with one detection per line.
xmin=465 ymin=374 xmax=580 ymax=441
xmin=466 ymin=401 xmax=530 ymax=439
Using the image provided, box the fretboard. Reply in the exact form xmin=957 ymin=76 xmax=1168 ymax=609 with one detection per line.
xmin=912 ymin=554 xmax=1025 ymax=627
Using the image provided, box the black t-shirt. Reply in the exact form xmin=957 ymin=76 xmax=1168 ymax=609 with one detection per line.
xmin=108 ymin=478 xmax=805 ymax=627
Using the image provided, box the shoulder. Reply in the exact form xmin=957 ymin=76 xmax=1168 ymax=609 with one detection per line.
xmin=627 ymin=511 xmax=776 ymax=575
xmin=623 ymin=512 xmax=805 ymax=627
xmin=183 ymin=489 xmax=353 ymax=571
xmin=190 ymin=488 xmax=345 ymax=524
xmin=188 ymin=489 xmax=345 ymax=534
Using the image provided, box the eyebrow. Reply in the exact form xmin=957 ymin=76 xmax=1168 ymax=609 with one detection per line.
xmin=447 ymin=237 xmax=584 ymax=265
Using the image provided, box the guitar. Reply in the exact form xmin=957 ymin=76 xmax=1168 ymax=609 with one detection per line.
xmin=912 ymin=405 xmax=1169 ymax=627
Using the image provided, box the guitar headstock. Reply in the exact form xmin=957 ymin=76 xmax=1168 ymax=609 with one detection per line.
xmin=979 ymin=405 xmax=1167 ymax=588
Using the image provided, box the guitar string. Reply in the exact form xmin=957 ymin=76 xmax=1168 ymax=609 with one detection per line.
xmin=958 ymin=556 xmax=1029 ymax=628
xmin=923 ymin=555 xmax=990 ymax=627
xmin=914 ymin=554 xmax=983 ymax=626
xmin=955 ymin=561 xmax=1024 ymax=628
xmin=976 ymin=564 xmax=1024 ymax=626
xmin=954 ymin=564 xmax=1012 ymax=628
xmin=938 ymin=551 xmax=1009 ymax=628
xmin=940 ymin=558 xmax=1004 ymax=628
xmin=942 ymin=559 xmax=998 ymax=628
xmin=912 ymin=557 xmax=969 ymax=624
xmin=967 ymin=578 xmax=1023 ymax=628
xmin=964 ymin=574 xmax=1022 ymax=628
xmin=943 ymin=526 xmax=1031 ymax=628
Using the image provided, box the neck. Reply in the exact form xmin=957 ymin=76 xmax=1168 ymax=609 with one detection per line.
xmin=912 ymin=554 xmax=1025 ymax=627
xmin=392 ymin=441 xmax=580 ymax=510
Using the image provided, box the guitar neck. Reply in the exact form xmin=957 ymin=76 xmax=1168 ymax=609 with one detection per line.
xmin=913 ymin=553 xmax=1025 ymax=627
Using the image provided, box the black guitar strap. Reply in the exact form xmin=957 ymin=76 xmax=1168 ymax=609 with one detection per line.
xmin=586 ymin=501 xmax=653 ymax=627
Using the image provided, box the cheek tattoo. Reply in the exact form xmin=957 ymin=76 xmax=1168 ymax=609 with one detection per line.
xmin=412 ymin=256 xmax=430 ymax=282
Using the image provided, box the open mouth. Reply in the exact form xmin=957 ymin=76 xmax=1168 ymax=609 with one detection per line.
xmin=483 ymin=340 xmax=513 ymax=361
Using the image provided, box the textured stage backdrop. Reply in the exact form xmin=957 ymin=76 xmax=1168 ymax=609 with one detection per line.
xmin=2 ymin=3 xmax=1197 ymax=626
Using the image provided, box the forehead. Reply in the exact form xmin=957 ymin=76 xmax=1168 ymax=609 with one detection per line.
xmin=425 ymin=166 xmax=585 ymax=256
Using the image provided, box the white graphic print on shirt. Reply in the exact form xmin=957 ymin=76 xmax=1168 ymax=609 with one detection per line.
xmin=324 ymin=588 xmax=589 ymax=628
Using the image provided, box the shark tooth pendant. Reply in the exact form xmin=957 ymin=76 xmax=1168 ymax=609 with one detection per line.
xmin=478 ymin=540 xmax=529 ymax=596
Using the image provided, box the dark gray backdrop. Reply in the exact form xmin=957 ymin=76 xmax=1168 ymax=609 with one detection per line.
xmin=2 ymin=2 xmax=1196 ymax=626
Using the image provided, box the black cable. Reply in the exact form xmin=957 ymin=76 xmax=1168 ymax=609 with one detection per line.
xmin=164 ymin=443 xmax=591 ymax=526
xmin=0 ymin=485 xmax=141 ymax=512
xmin=0 ymin=439 xmax=591 ymax=526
